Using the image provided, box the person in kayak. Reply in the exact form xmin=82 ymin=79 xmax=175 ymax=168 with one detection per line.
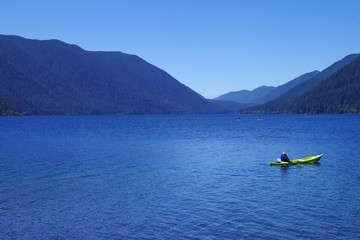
xmin=280 ymin=152 xmax=290 ymax=162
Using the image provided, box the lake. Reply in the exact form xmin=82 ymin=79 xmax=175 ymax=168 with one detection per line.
xmin=0 ymin=115 xmax=359 ymax=239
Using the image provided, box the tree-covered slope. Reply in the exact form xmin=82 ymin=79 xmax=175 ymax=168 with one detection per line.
xmin=214 ymin=85 xmax=275 ymax=104
xmin=0 ymin=97 xmax=23 ymax=116
xmin=242 ymin=55 xmax=360 ymax=114
xmin=214 ymin=71 xmax=319 ymax=105
xmin=0 ymin=34 xmax=227 ymax=115
xmin=256 ymin=70 xmax=320 ymax=104
xmin=277 ymin=54 xmax=360 ymax=101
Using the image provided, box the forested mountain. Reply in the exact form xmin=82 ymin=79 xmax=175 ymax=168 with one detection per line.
xmin=214 ymin=85 xmax=275 ymax=104
xmin=242 ymin=55 xmax=360 ymax=113
xmin=214 ymin=71 xmax=319 ymax=105
xmin=277 ymin=54 xmax=360 ymax=100
xmin=0 ymin=34 xmax=228 ymax=115
xmin=209 ymin=99 xmax=255 ymax=112
xmin=256 ymin=71 xmax=320 ymax=103
xmin=1 ymin=34 xmax=358 ymax=115
xmin=0 ymin=97 xmax=23 ymax=116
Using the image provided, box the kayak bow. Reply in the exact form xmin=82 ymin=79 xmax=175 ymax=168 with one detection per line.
xmin=269 ymin=154 xmax=323 ymax=166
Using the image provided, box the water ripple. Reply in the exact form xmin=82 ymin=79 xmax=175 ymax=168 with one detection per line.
xmin=1 ymin=115 xmax=360 ymax=239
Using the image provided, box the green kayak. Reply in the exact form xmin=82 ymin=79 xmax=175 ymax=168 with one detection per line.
xmin=269 ymin=154 xmax=323 ymax=166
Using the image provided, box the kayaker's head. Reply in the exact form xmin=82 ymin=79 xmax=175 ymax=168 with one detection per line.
xmin=283 ymin=151 xmax=287 ymax=155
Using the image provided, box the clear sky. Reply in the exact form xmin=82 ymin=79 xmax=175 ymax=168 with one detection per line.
xmin=1 ymin=0 xmax=360 ymax=98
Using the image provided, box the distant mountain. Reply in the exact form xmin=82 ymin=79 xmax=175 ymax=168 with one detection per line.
xmin=0 ymin=34 xmax=228 ymax=115
xmin=214 ymin=85 xmax=275 ymax=104
xmin=242 ymin=55 xmax=360 ymax=113
xmin=278 ymin=54 xmax=360 ymax=99
xmin=214 ymin=71 xmax=319 ymax=106
xmin=208 ymin=99 xmax=256 ymax=112
xmin=256 ymin=71 xmax=320 ymax=103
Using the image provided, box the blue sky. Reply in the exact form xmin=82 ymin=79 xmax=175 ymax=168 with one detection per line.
xmin=1 ymin=0 xmax=360 ymax=98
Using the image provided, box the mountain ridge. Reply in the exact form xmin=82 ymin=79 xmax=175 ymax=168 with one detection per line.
xmin=1 ymin=34 xmax=359 ymax=115
xmin=216 ymin=53 xmax=360 ymax=114
xmin=276 ymin=54 xmax=360 ymax=101
xmin=256 ymin=70 xmax=320 ymax=104
xmin=214 ymin=85 xmax=275 ymax=104
xmin=241 ymin=55 xmax=360 ymax=114
xmin=0 ymin=34 xmax=228 ymax=115
xmin=214 ymin=71 xmax=319 ymax=105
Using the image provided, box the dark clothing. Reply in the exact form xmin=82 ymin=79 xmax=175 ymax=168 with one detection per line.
xmin=280 ymin=154 xmax=290 ymax=162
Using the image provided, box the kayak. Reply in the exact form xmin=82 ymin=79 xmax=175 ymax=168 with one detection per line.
xmin=269 ymin=154 xmax=323 ymax=166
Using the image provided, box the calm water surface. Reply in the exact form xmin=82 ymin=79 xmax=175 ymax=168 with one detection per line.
xmin=0 ymin=115 xmax=359 ymax=239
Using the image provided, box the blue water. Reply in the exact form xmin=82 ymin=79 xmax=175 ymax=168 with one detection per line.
xmin=0 ymin=115 xmax=359 ymax=239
